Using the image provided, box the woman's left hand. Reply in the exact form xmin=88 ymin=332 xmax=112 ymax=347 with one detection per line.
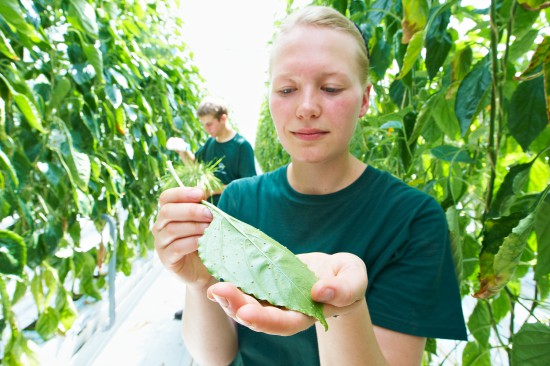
xmin=206 ymin=252 xmax=368 ymax=336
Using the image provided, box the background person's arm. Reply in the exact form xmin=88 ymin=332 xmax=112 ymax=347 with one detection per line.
xmin=178 ymin=150 xmax=196 ymax=164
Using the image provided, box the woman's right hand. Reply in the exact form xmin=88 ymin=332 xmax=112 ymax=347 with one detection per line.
xmin=152 ymin=187 xmax=215 ymax=289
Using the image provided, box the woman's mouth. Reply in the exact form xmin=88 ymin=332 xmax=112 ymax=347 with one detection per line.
xmin=292 ymin=129 xmax=328 ymax=141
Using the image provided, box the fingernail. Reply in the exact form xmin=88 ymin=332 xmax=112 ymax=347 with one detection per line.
xmin=319 ymin=288 xmax=334 ymax=302
xmin=213 ymin=294 xmax=228 ymax=308
xmin=202 ymin=207 xmax=213 ymax=219
xmin=189 ymin=188 xmax=204 ymax=200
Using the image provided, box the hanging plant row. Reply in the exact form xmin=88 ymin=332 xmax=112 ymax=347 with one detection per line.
xmin=0 ymin=0 xmax=207 ymax=362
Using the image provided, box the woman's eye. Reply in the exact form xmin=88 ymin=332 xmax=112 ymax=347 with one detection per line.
xmin=323 ymin=87 xmax=341 ymax=93
xmin=278 ymin=88 xmax=294 ymax=95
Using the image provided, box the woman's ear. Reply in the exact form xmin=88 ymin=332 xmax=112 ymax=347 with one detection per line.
xmin=359 ymin=84 xmax=372 ymax=118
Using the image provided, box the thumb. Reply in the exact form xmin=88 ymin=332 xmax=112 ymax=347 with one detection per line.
xmin=311 ymin=257 xmax=367 ymax=307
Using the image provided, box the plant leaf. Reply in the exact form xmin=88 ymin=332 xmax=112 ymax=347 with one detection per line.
xmin=508 ymin=74 xmax=548 ymax=151
xmin=455 ymin=56 xmax=492 ymax=136
xmin=0 ymin=230 xmax=26 ymax=276
xmin=474 ymin=213 xmax=534 ymax=299
xmin=511 ymin=322 xmax=550 ymax=365
xmin=198 ymin=201 xmax=328 ymax=330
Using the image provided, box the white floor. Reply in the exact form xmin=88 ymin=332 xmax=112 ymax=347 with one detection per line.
xmin=90 ymin=264 xmax=195 ymax=366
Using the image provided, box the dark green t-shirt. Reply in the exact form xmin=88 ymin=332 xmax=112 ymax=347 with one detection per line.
xmin=218 ymin=165 xmax=467 ymax=366
xmin=195 ymin=133 xmax=256 ymax=205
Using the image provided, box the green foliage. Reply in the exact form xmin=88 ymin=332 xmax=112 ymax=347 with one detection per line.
xmin=0 ymin=0 xmax=207 ymax=362
xmin=257 ymin=0 xmax=550 ymax=364
xmin=254 ymin=98 xmax=290 ymax=172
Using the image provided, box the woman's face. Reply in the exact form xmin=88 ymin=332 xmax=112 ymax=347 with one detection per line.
xmin=269 ymin=25 xmax=370 ymax=164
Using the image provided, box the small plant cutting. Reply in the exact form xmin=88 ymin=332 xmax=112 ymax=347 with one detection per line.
xmin=162 ymin=159 xmax=224 ymax=196
xmin=166 ymin=162 xmax=328 ymax=330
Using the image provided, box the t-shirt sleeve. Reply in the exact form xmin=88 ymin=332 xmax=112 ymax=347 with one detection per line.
xmin=237 ymin=141 xmax=257 ymax=178
xmin=367 ymin=197 xmax=468 ymax=340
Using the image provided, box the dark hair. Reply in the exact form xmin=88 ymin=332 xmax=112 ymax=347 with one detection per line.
xmin=197 ymin=96 xmax=228 ymax=119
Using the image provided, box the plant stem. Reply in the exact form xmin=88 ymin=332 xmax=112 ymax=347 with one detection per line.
xmin=505 ymin=286 xmax=516 ymax=365
xmin=167 ymin=160 xmax=185 ymax=188
xmin=0 ymin=276 xmax=18 ymax=332
xmin=485 ymin=300 xmax=511 ymax=357
xmin=483 ymin=0 xmax=500 ymax=222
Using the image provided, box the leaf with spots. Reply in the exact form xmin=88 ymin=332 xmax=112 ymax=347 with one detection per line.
xmin=198 ymin=200 xmax=328 ymax=330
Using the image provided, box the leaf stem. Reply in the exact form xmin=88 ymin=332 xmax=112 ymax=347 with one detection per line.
xmin=167 ymin=160 xmax=185 ymax=188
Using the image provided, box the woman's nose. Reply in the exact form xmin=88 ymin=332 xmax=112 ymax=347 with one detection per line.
xmin=296 ymin=90 xmax=321 ymax=119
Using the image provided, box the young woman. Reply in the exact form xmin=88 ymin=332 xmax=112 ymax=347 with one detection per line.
xmin=153 ymin=6 xmax=467 ymax=366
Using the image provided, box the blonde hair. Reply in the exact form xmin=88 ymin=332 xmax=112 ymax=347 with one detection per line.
xmin=271 ymin=6 xmax=370 ymax=86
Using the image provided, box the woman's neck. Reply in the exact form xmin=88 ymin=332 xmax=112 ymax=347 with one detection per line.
xmin=287 ymin=154 xmax=367 ymax=195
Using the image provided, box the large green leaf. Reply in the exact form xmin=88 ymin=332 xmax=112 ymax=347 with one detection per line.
xmin=462 ymin=341 xmax=491 ymax=366
xmin=511 ymin=322 xmax=550 ymax=366
xmin=0 ymin=149 xmax=19 ymax=188
xmin=431 ymin=93 xmax=460 ymax=139
xmin=369 ymin=27 xmax=392 ymax=81
xmin=401 ymin=0 xmax=428 ymax=43
xmin=26 ymin=219 xmax=63 ymax=268
xmin=82 ymin=44 xmax=103 ymax=83
xmin=331 ymin=0 xmax=348 ymax=15
xmin=509 ymin=29 xmax=539 ymax=61
xmin=36 ymin=306 xmax=60 ymax=340
xmin=455 ymin=56 xmax=492 ymax=136
xmin=0 ymin=30 xmax=18 ymax=60
xmin=0 ymin=230 xmax=26 ymax=276
xmin=513 ymin=2 xmax=541 ymax=39
xmin=534 ymin=196 xmax=550 ymax=279
xmin=49 ymin=77 xmax=72 ymax=112
xmin=12 ymin=92 xmax=45 ymax=133
xmin=475 ymin=213 xmax=534 ymax=299
xmin=367 ymin=0 xmax=395 ymax=26
xmin=508 ymin=74 xmax=548 ymax=151
xmin=67 ymin=0 xmax=98 ymax=38
xmin=431 ymin=145 xmax=475 ymax=163
xmin=0 ymin=0 xmax=42 ymax=42
xmin=198 ymin=201 xmax=328 ymax=330
xmin=425 ymin=6 xmax=452 ymax=80
xmin=518 ymin=36 xmax=550 ymax=78
xmin=452 ymin=46 xmax=473 ymax=83
xmin=467 ymin=301 xmax=491 ymax=345
xmin=396 ymin=30 xmax=425 ymax=80
xmin=488 ymin=160 xmax=535 ymax=218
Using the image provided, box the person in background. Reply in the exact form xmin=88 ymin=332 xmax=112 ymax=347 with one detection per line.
xmin=168 ymin=96 xmax=257 ymax=206
xmin=167 ymin=96 xmax=257 ymax=320
xmin=153 ymin=6 xmax=466 ymax=365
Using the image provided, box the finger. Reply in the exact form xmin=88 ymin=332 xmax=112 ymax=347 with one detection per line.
xmin=207 ymin=283 xmax=314 ymax=336
xmin=158 ymin=187 xmax=205 ymax=205
xmin=154 ymin=221 xmax=210 ymax=250
xmin=235 ymin=304 xmax=314 ymax=336
xmin=157 ymin=235 xmax=200 ymax=266
xmin=206 ymin=282 xmax=257 ymax=313
xmin=152 ymin=201 xmax=213 ymax=234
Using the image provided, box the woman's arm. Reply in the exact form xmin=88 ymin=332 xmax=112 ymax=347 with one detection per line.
xmin=183 ymin=279 xmax=238 ymax=366
xmin=315 ymin=302 xmax=425 ymax=366
xmin=152 ymin=187 xmax=238 ymax=365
